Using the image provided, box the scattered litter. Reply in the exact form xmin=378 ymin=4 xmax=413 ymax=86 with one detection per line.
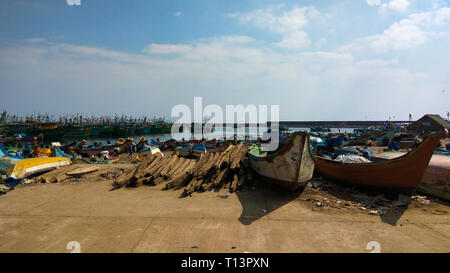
xmin=431 ymin=210 xmax=448 ymax=215
xmin=100 ymin=169 xmax=125 ymax=180
xmin=369 ymin=210 xmax=379 ymax=216
xmin=22 ymin=179 xmax=34 ymax=184
xmin=412 ymin=195 xmax=431 ymax=204
xmin=0 ymin=185 xmax=13 ymax=194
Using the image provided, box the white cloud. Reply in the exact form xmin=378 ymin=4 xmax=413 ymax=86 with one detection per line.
xmin=212 ymin=35 xmax=255 ymax=44
xmin=371 ymin=21 xmax=427 ymax=50
xmin=340 ymin=7 xmax=450 ymax=52
xmin=143 ymin=44 xmax=193 ymax=54
xmin=275 ymin=31 xmax=310 ymax=49
xmin=1 ymin=35 xmax=447 ymax=120
xmin=174 ymin=12 xmax=181 ymax=17
xmin=366 ymin=0 xmax=381 ymax=6
xmin=229 ymin=6 xmax=321 ymax=49
xmin=366 ymin=0 xmax=411 ymax=13
xmin=380 ymin=0 xmax=411 ymax=13
xmin=315 ymin=37 xmax=327 ymax=48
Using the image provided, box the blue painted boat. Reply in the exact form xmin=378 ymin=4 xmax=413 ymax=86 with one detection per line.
xmin=51 ymin=147 xmax=73 ymax=159
xmin=0 ymin=143 xmax=25 ymax=173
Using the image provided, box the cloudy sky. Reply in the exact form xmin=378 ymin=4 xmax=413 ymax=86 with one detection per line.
xmin=0 ymin=0 xmax=449 ymax=121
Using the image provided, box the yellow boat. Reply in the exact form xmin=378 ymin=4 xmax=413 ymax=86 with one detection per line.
xmin=6 ymin=157 xmax=71 ymax=180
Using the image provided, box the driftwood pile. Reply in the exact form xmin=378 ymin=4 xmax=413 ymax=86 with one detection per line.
xmin=36 ymin=165 xmax=80 ymax=183
xmin=112 ymin=143 xmax=250 ymax=197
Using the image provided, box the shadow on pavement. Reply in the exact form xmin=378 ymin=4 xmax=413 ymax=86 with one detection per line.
xmin=379 ymin=205 xmax=409 ymax=226
xmin=236 ymin=180 xmax=304 ymax=225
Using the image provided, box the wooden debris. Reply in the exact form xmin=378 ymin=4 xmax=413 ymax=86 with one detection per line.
xmin=36 ymin=165 xmax=77 ymax=183
xmin=112 ymin=144 xmax=249 ymax=196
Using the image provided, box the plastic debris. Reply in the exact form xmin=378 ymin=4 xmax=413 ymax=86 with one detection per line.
xmin=335 ymin=154 xmax=372 ymax=163
xmin=411 ymin=195 xmax=431 ymax=204
xmin=431 ymin=210 xmax=448 ymax=215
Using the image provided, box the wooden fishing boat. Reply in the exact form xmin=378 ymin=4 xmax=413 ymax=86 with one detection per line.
xmin=135 ymin=147 xmax=164 ymax=161
xmin=176 ymin=143 xmax=208 ymax=157
xmin=314 ymin=132 xmax=442 ymax=194
xmin=34 ymin=147 xmax=52 ymax=158
xmin=64 ymin=126 xmax=90 ymax=138
xmin=248 ymin=131 xmax=315 ymax=191
xmin=63 ymin=144 xmax=126 ymax=157
xmin=98 ymin=125 xmax=114 ymax=137
xmin=0 ymin=143 xmax=25 ymax=173
xmin=418 ymin=155 xmax=450 ymax=201
xmin=88 ymin=126 xmax=101 ymax=137
xmin=6 ymin=157 xmax=71 ymax=180
xmin=51 ymin=147 xmax=73 ymax=159
xmin=113 ymin=127 xmax=129 ymax=137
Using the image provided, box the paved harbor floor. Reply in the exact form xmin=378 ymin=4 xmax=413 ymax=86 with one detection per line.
xmin=0 ymin=173 xmax=449 ymax=253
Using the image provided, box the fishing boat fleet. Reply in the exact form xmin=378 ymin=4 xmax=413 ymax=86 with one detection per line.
xmin=1 ymin=112 xmax=173 ymax=141
xmin=1 ymin=114 xmax=449 ymax=202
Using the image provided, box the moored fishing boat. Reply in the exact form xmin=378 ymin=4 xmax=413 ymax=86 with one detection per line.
xmin=34 ymin=147 xmax=52 ymax=157
xmin=98 ymin=125 xmax=114 ymax=137
xmin=314 ymin=132 xmax=442 ymax=194
xmin=6 ymin=157 xmax=71 ymax=180
xmin=51 ymin=147 xmax=73 ymax=159
xmin=113 ymin=126 xmax=129 ymax=137
xmin=248 ymin=131 xmax=315 ymax=191
xmin=0 ymin=143 xmax=25 ymax=173
xmin=64 ymin=126 xmax=90 ymax=138
xmin=176 ymin=143 xmax=208 ymax=157
xmin=418 ymin=155 xmax=450 ymax=201
xmin=85 ymin=154 xmax=120 ymax=164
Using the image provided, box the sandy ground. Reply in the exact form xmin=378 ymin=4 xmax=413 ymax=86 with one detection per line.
xmin=0 ymin=163 xmax=449 ymax=253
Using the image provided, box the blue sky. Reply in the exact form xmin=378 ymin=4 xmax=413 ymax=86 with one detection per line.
xmin=0 ymin=0 xmax=449 ymax=121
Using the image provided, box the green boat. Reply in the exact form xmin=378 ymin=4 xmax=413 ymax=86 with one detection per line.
xmin=88 ymin=126 xmax=101 ymax=137
xmin=113 ymin=127 xmax=128 ymax=137
xmin=141 ymin=127 xmax=151 ymax=135
xmin=150 ymin=124 xmax=172 ymax=134
xmin=64 ymin=126 xmax=90 ymax=138
xmin=99 ymin=125 xmax=114 ymax=137
xmin=128 ymin=127 xmax=136 ymax=136
xmin=41 ymin=128 xmax=66 ymax=140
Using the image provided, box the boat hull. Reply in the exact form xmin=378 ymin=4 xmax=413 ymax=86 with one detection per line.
xmin=7 ymin=157 xmax=72 ymax=180
xmin=315 ymin=133 xmax=442 ymax=193
xmin=249 ymin=132 xmax=315 ymax=191
xmin=418 ymin=155 xmax=450 ymax=201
